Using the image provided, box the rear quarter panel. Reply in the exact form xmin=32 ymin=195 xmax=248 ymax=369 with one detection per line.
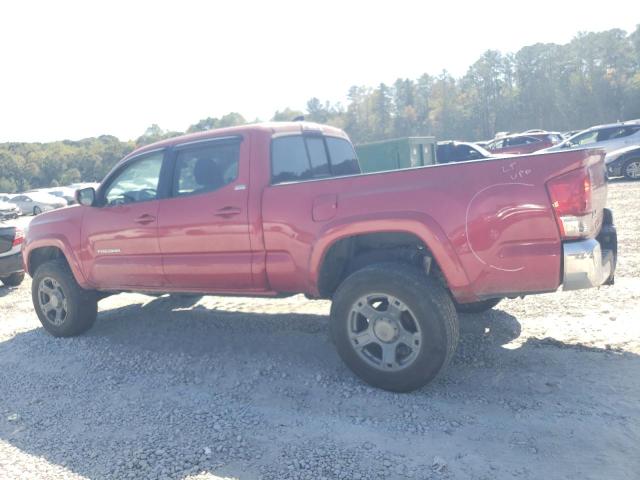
xmin=261 ymin=148 xmax=603 ymax=301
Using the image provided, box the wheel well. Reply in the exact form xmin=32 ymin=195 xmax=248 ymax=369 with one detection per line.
xmin=317 ymin=232 xmax=446 ymax=298
xmin=28 ymin=247 xmax=68 ymax=275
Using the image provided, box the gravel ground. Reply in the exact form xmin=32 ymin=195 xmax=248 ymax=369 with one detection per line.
xmin=1 ymin=180 xmax=639 ymax=480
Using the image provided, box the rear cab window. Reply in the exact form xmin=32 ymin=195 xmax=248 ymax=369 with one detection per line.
xmin=271 ymin=135 xmax=360 ymax=184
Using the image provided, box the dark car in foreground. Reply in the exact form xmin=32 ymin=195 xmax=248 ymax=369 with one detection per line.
xmin=0 ymin=223 xmax=25 ymax=286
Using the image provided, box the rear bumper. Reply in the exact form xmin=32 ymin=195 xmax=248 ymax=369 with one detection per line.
xmin=562 ymin=209 xmax=617 ymax=291
xmin=0 ymin=252 xmax=24 ymax=276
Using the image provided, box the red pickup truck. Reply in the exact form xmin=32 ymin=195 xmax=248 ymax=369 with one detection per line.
xmin=23 ymin=122 xmax=617 ymax=392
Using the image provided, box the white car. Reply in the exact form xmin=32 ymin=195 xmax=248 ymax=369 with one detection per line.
xmin=0 ymin=199 xmax=21 ymax=220
xmin=544 ymin=120 xmax=640 ymax=154
xmin=42 ymin=187 xmax=77 ymax=205
xmin=9 ymin=192 xmax=67 ymax=216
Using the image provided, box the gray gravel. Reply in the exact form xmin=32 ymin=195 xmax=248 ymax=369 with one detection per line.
xmin=1 ymin=180 xmax=639 ymax=479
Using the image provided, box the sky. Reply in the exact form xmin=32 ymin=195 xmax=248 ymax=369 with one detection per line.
xmin=0 ymin=0 xmax=638 ymax=142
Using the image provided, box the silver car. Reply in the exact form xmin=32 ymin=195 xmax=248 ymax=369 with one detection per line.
xmin=9 ymin=192 xmax=67 ymax=216
xmin=544 ymin=120 xmax=640 ymax=154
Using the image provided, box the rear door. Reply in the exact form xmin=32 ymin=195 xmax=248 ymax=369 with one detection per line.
xmin=157 ymin=136 xmax=253 ymax=290
xmin=82 ymin=150 xmax=165 ymax=288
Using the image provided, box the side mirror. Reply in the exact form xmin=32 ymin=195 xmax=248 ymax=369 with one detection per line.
xmin=75 ymin=187 xmax=96 ymax=207
xmin=560 ymin=142 xmax=572 ymax=149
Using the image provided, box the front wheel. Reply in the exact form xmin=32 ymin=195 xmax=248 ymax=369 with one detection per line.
xmin=330 ymin=263 xmax=459 ymax=392
xmin=32 ymin=259 xmax=97 ymax=337
xmin=1 ymin=272 xmax=25 ymax=287
xmin=623 ymin=158 xmax=640 ymax=180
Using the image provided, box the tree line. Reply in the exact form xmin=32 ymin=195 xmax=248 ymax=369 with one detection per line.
xmin=1 ymin=26 xmax=639 ymax=193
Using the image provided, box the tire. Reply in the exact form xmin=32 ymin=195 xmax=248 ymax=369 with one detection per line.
xmin=330 ymin=262 xmax=459 ymax=393
xmin=623 ymin=158 xmax=640 ymax=180
xmin=453 ymin=297 xmax=501 ymax=314
xmin=33 ymin=206 xmax=42 ymax=215
xmin=1 ymin=272 xmax=25 ymax=287
xmin=31 ymin=259 xmax=97 ymax=337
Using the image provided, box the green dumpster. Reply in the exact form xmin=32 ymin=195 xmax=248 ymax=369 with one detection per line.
xmin=355 ymin=137 xmax=437 ymax=173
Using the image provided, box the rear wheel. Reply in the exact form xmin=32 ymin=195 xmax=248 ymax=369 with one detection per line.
xmin=32 ymin=259 xmax=97 ymax=337
xmin=330 ymin=263 xmax=458 ymax=392
xmin=453 ymin=297 xmax=501 ymax=314
xmin=33 ymin=206 xmax=42 ymax=215
xmin=623 ymin=158 xmax=640 ymax=180
xmin=1 ymin=272 xmax=25 ymax=287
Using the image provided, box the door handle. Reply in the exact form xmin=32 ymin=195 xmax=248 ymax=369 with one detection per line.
xmin=214 ymin=206 xmax=241 ymax=218
xmin=134 ymin=214 xmax=156 ymax=225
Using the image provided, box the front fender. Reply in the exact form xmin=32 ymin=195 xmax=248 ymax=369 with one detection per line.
xmin=308 ymin=210 xmax=470 ymax=297
xmin=23 ymin=206 xmax=89 ymax=288
xmin=23 ymin=235 xmax=89 ymax=288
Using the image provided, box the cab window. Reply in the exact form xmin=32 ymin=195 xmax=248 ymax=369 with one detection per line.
xmin=173 ymin=141 xmax=240 ymax=197
xmin=326 ymin=137 xmax=361 ymax=176
xmin=103 ymin=152 xmax=164 ymax=206
xmin=271 ymin=136 xmax=314 ymax=183
xmin=271 ymin=135 xmax=360 ymax=184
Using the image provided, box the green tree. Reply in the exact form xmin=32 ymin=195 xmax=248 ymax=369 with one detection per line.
xmin=271 ymin=108 xmax=305 ymax=121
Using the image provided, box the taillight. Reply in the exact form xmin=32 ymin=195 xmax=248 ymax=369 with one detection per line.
xmin=12 ymin=228 xmax=24 ymax=247
xmin=547 ymin=168 xmax=599 ymax=239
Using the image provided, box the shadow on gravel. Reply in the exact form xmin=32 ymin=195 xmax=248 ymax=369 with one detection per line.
xmin=0 ymin=285 xmax=21 ymax=298
xmin=1 ymin=297 xmax=639 ymax=479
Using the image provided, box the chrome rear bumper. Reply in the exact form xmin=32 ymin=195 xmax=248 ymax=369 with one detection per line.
xmin=562 ymin=209 xmax=617 ymax=291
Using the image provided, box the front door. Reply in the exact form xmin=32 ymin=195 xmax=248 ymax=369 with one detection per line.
xmin=157 ymin=137 xmax=253 ymax=291
xmin=82 ymin=151 xmax=165 ymax=288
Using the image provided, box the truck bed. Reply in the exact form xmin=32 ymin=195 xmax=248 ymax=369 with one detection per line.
xmin=262 ymin=148 xmax=606 ymax=302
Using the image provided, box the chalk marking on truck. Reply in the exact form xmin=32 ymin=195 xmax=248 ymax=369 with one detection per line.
xmin=465 ymin=182 xmax=535 ymax=272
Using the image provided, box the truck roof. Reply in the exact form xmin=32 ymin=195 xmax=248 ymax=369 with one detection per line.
xmin=126 ymin=121 xmax=348 ymax=161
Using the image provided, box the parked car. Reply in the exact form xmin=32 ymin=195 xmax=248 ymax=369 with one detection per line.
xmin=23 ymin=122 xmax=617 ymax=392
xmin=605 ymin=145 xmax=640 ymax=180
xmin=44 ymin=187 xmax=77 ymax=205
xmin=485 ymin=132 xmax=563 ymax=155
xmin=545 ymin=120 xmax=640 ymax=154
xmin=0 ymin=223 xmax=25 ymax=287
xmin=9 ymin=192 xmax=67 ymax=215
xmin=436 ymin=141 xmax=495 ymax=163
xmin=0 ymin=199 xmax=21 ymax=220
